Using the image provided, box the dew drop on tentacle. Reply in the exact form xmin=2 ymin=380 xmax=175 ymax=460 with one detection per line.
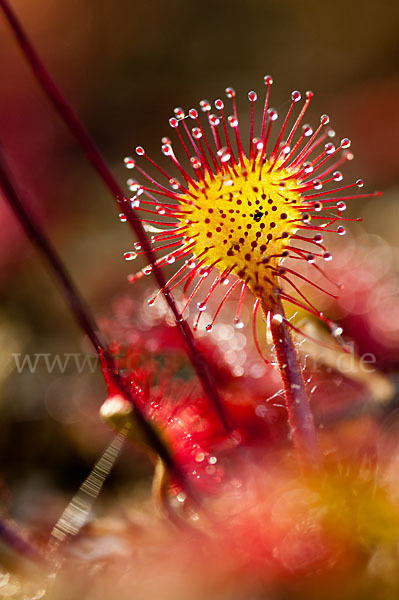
xmin=313 ymin=179 xmax=323 ymax=190
xmin=330 ymin=323 xmax=344 ymax=338
xmin=303 ymin=124 xmax=313 ymax=137
xmin=169 ymin=177 xmax=181 ymax=190
xmin=248 ymin=90 xmax=257 ymax=102
xmin=217 ymin=147 xmax=232 ymax=164
xmin=124 ymin=156 xmax=135 ymax=169
xmin=192 ymin=127 xmax=202 ymax=140
xmin=124 ymin=251 xmax=137 ymax=261
xmin=200 ymin=99 xmax=211 ymax=112
xmin=162 ymin=143 xmax=173 ymax=157
xmin=209 ymin=114 xmax=220 ymax=127
xmin=268 ymin=108 xmax=278 ymax=122
xmin=291 ymin=90 xmax=301 ymax=103
xmin=325 ymin=143 xmax=336 ymax=155
xmin=253 ymin=138 xmax=264 ymax=153
xmin=174 ymin=107 xmax=185 ymax=119
xmin=333 ymin=171 xmax=343 ymax=182
xmin=127 ymin=178 xmax=137 ymax=191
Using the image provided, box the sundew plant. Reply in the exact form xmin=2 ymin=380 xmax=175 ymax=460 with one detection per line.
xmin=123 ymin=78 xmax=379 ymax=468
xmin=0 ymin=2 xmax=398 ymax=600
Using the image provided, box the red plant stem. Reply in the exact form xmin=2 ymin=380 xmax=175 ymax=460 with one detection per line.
xmin=265 ymin=299 xmax=321 ymax=472
xmin=0 ymin=147 xmax=199 ymax=505
xmin=0 ymin=0 xmax=231 ymax=434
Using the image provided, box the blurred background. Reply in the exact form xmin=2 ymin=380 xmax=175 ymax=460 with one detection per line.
xmin=0 ymin=0 xmax=398 ymax=534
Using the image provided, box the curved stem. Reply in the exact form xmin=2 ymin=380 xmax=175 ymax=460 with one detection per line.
xmin=0 ymin=0 xmax=230 ymax=434
xmin=0 ymin=146 xmax=199 ymax=505
xmin=263 ymin=298 xmax=321 ymax=472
